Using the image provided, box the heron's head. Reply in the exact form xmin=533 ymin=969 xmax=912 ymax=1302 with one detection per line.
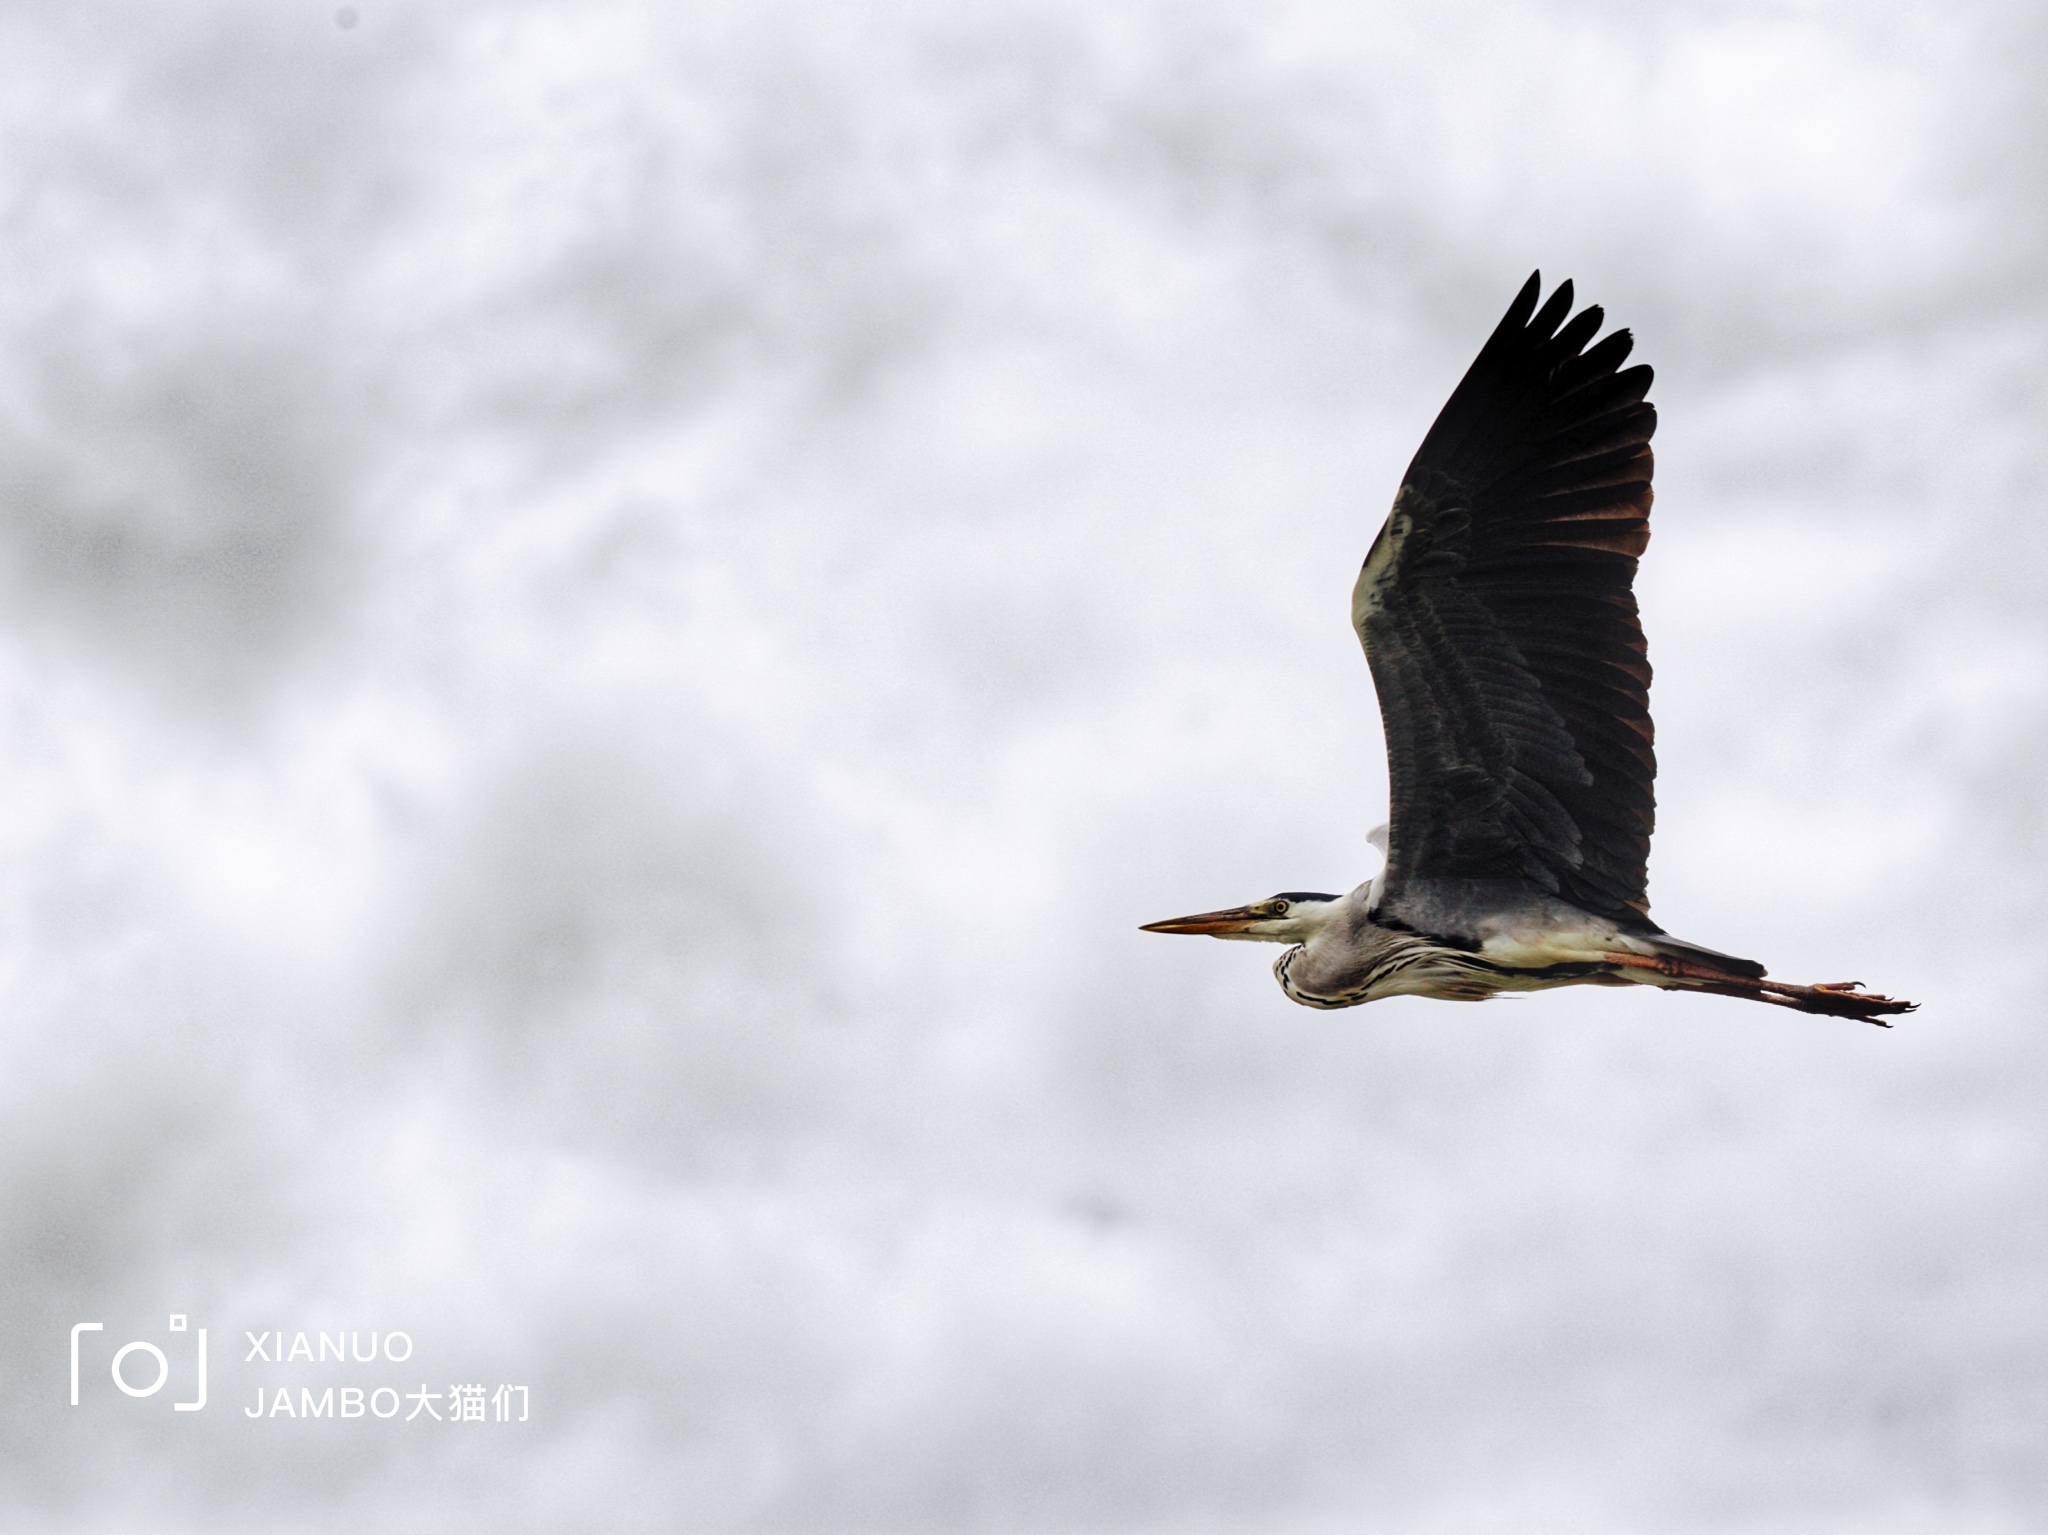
xmin=1140 ymin=892 xmax=1345 ymax=944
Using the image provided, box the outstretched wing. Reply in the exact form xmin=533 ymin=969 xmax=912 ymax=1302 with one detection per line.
xmin=1354 ymin=273 xmax=1657 ymax=925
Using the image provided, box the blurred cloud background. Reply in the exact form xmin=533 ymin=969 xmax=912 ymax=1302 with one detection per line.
xmin=0 ymin=1 xmax=2042 ymax=1529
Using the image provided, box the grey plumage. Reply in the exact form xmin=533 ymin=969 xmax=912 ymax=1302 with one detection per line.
xmin=1144 ymin=274 xmax=1915 ymax=1025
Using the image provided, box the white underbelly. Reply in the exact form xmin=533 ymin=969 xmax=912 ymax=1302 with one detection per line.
xmin=1476 ymin=923 xmax=1660 ymax=970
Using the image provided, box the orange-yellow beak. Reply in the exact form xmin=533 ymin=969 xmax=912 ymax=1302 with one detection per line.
xmin=1139 ymin=905 xmax=1268 ymax=937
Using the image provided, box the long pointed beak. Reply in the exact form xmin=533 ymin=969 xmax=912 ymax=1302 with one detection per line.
xmin=1139 ymin=906 xmax=1266 ymax=937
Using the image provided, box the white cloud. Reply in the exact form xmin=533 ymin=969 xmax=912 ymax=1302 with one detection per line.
xmin=2 ymin=3 xmax=2042 ymax=1530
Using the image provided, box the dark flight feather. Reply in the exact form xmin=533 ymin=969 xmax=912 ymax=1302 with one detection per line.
xmin=1353 ymin=273 xmax=1660 ymax=925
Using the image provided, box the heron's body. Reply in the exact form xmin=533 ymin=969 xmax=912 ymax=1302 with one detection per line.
xmin=1258 ymin=883 xmax=1769 ymax=1009
xmin=1144 ymin=274 xmax=1914 ymax=1025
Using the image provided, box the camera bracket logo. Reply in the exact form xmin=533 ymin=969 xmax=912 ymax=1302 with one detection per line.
xmin=71 ymin=1316 xmax=207 ymax=1411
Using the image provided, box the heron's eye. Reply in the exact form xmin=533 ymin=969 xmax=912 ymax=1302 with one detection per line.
xmin=1269 ymin=900 xmax=1291 ymax=916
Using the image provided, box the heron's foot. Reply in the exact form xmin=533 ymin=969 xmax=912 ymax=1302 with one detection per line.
xmin=1756 ymin=977 xmax=1917 ymax=1025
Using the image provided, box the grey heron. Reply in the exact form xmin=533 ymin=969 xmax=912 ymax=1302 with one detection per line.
xmin=1143 ymin=274 xmax=1915 ymax=1025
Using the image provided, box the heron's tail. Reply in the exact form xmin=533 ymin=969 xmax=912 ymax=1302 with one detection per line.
xmin=1642 ymin=933 xmax=1766 ymax=980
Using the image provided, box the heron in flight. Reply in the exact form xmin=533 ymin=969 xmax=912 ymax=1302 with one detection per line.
xmin=1143 ymin=274 xmax=1914 ymax=1025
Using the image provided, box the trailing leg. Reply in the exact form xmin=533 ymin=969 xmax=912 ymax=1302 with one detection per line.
xmin=1601 ymin=952 xmax=1916 ymax=1026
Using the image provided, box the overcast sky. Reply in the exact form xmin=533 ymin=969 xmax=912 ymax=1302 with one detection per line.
xmin=2 ymin=2 xmax=2043 ymax=1531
